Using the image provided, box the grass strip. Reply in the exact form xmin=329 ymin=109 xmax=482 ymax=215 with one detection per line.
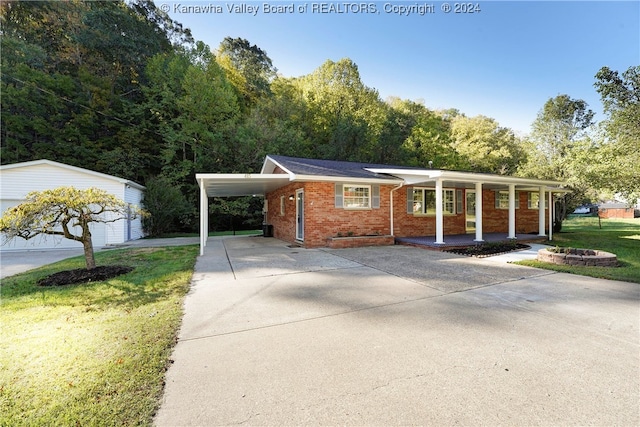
xmin=0 ymin=245 xmax=198 ymax=426
xmin=516 ymin=216 xmax=640 ymax=283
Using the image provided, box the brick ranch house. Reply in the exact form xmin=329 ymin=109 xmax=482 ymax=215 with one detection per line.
xmin=196 ymin=155 xmax=567 ymax=255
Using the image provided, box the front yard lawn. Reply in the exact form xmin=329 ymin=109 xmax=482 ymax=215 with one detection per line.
xmin=516 ymin=216 xmax=640 ymax=283
xmin=0 ymin=245 xmax=198 ymax=426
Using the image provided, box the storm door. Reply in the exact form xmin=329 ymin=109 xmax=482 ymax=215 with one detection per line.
xmin=295 ymin=189 xmax=304 ymax=241
xmin=466 ymin=190 xmax=476 ymax=233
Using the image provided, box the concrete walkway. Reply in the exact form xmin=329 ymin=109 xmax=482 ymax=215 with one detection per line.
xmin=155 ymin=236 xmax=639 ymax=426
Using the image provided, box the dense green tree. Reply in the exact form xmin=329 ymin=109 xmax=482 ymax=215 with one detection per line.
xmin=450 ymin=115 xmax=525 ymax=174
xmin=589 ymin=66 xmax=640 ymax=203
xmin=142 ymin=176 xmax=190 ymax=236
xmin=217 ymin=37 xmax=276 ymax=111
xmin=232 ymin=77 xmax=313 ymax=171
xmin=210 ymin=196 xmax=264 ymax=233
xmin=519 ymin=95 xmax=595 ymax=231
xmin=6 ymin=0 xmax=581 ymax=234
xmin=398 ymin=101 xmax=459 ymax=169
xmin=0 ymin=0 xmax=188 ymax=178
xmin=295 ymin=58 xmax=385 ymax=161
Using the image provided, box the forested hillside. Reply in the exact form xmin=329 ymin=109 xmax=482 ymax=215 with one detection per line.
xmin=2 ymin=1 xmax=637 ymax=233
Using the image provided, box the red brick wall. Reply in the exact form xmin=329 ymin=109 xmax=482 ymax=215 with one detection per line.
xmin=267 ymin=183 xmax=550 ymax=247
xmin=393 ymin=187 xmax=549 ymax=236
xmin=265 ymin=182 xmax=299 ymax=245
xmin=599 ymin=208 xmax=634 ymax=219
xmin=266 ymin=182 xmax=393 ymax=248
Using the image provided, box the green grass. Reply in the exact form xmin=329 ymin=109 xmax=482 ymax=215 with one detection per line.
xmin=516 ymin=216 xmax=640 ymax=283
xmin=0 ymin=245 xmax=199 ymax=426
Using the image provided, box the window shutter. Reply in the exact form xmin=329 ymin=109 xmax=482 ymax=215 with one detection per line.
xmin=495 ymin=191 xmax=500 ymax=209
xmin=406 ymin=188 xmax=413 ymax=213
xmin=456 ymin=190 xmax=463 ymax=214
xmin=372 ymin=185 xmax=380 ymax=208
xmin=335 ymin=183 xmax=343 ymax=208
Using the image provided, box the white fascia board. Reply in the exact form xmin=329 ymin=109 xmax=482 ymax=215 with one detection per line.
xmin=195 ymin=173 xmax=291 ymax=186
xmin=364 ymin=169 xmax=438 ymax=185
xmin=290 ymin=174 xmax=403 ymax=185
xmin=260 ymin=155 xmax=294 ymax=175
xmin=365 ymin=168 xmax=566 ymax=188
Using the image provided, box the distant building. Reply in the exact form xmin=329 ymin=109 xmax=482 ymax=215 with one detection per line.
xmin=0 ymin=160 xmax=145 ymax=251
xmin=598 ymin=202 xmax=635 ymax=219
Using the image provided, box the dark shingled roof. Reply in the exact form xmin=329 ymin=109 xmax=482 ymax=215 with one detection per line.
xmin=267 ymin=155 xmax=423 ymax=180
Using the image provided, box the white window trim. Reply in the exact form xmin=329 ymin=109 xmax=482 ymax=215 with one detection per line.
xmin=412 ymin=187 xmax=456 ymax=216
xmin=528 ymin=192 xmax=540 ymax=210
xmin=496 ymin=190 xmax=520 ymax=210
xmin=280 ymin=195 xmax=285 ymax=216
xmin=343 ymin=184 xmax=371 ymax=210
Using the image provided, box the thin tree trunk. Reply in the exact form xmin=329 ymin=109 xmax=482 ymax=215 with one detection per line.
xmin=82 ymin=224 xmax=96 ymax=270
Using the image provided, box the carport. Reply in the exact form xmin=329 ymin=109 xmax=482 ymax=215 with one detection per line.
xmin=195 ymin=174 xmax=291 ymax=255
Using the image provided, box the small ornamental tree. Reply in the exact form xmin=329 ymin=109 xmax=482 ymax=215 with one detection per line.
xmin=0 ymin=187 xmax=145 ymax=270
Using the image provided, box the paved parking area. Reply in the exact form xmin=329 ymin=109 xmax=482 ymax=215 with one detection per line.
xmin=155 ymin=237 xmax=640 ymax=426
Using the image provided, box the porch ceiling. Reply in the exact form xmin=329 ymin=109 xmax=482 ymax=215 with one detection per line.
xmin=196 ymin=174 xmax=291 ymax=197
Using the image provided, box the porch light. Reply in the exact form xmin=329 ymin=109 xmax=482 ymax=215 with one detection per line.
xmin=289 ymin=194 xmax=294 ymax=201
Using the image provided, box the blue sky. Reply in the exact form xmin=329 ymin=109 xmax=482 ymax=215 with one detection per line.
xmin=161 ymin=1 xmax=639 ymax=135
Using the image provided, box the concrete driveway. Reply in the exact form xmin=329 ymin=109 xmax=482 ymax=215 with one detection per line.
xmin=155 ymin=237 xmax=639 ymax=426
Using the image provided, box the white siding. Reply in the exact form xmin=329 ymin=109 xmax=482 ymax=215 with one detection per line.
xmin=0 ymin=161 xmax=145 ymax=251
xmin=125 ymin=185 xmax=145 ymax=240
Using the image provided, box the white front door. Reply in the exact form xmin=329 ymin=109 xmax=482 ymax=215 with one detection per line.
xmin=295 ymin=189 xmax=304 ymax=241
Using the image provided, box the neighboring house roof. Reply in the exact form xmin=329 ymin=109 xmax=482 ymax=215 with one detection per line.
xmin=599 ymin=202 xmax=631 ymax=209
xmin=0 ymin=159 xmax=145 ymax=190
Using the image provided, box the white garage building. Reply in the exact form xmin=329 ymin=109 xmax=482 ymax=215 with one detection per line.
xmin=0 ymin=159 xmax=145 ymax=251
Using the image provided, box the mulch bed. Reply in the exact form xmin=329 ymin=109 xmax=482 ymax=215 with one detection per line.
xmin=445 ymin=243 xmax=531 ymax=258
xmin=37 ymin=265 xmax=134 ymax=287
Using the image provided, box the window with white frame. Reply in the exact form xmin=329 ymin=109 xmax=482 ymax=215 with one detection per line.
xmin=495 ymin=190 xmax=520 ymax=209
xmin=528 ymin=192 xmax=540 ymax=209
xmin=412 ymin=188 xmax=455 ymax=215
xmin=343 ymin=185 xmax=370 ymax=209
xmin=280 ymin=195 xmax=285 ymax=215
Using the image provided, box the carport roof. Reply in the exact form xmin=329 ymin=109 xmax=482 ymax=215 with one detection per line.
xmin=195 ymin=174 xmax=292 ymax=197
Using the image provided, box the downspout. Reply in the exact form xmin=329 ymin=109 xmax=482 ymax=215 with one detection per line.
xmin=389 ymin=182 xmax=405 ymax=237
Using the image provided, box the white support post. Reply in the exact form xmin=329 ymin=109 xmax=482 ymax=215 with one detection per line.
xmin=548 ymin=191 xmax=554 ymax=241
xmin=199 ymin=179 xmax=207 ymax=256
xmin=474 ymin=182 xmax=483 ymax=242
xmin=435 ymin=178 xmax=445 ymax=245
xmin=508 ymin=184 xmax=516 ymax=239
xmin=538 ymin=186 xmax=546 ymax=237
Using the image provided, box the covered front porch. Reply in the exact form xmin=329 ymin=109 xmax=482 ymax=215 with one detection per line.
xmin=395 ymin=232 xmax=548 ymax=250
xmin=368 ymin=168 xmax=568 ymax=245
